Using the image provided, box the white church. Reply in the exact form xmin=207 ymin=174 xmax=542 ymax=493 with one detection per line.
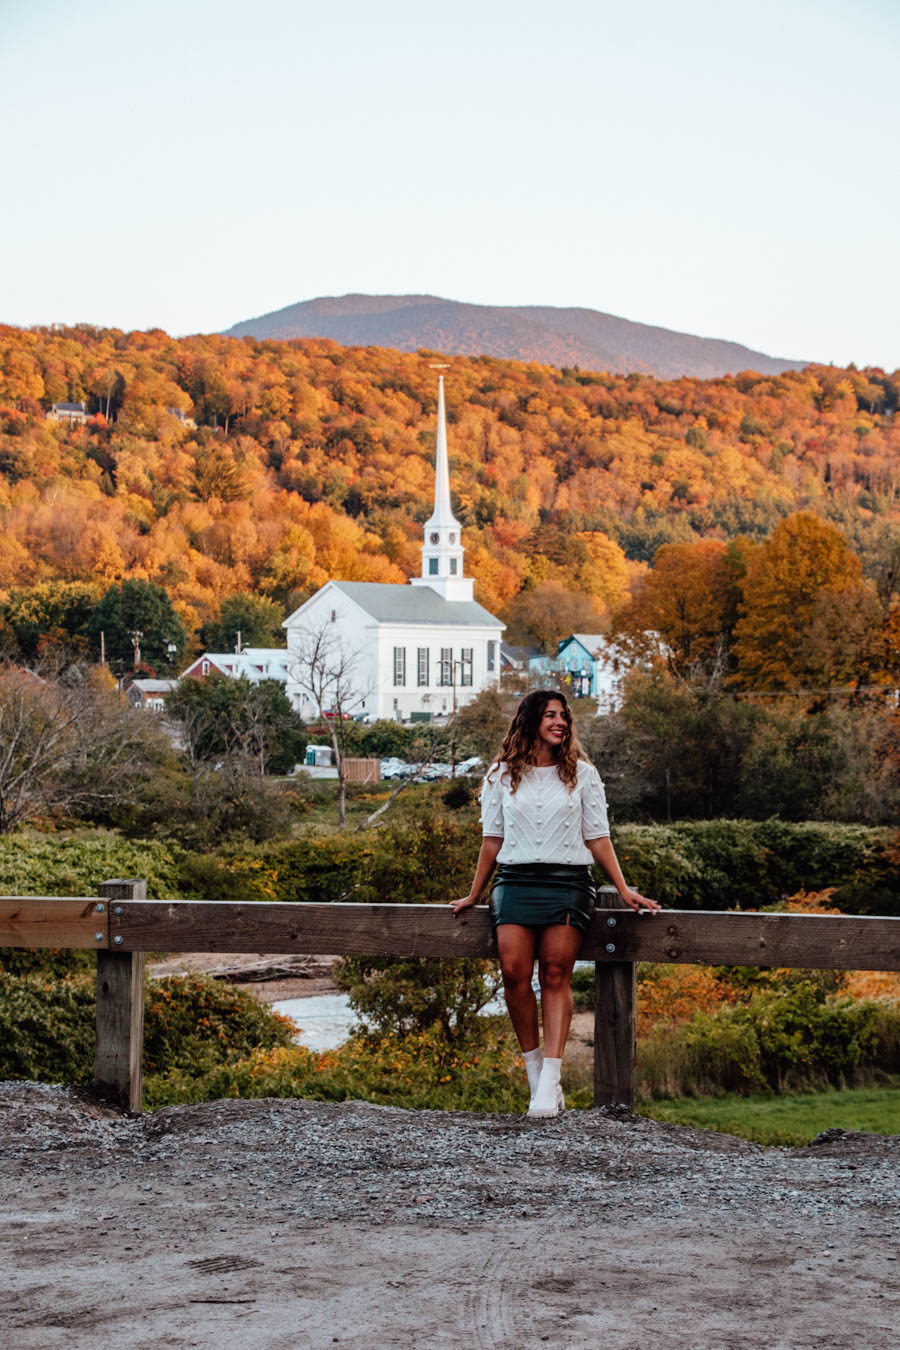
xmin=283 ymin=377 xmax=505 ymax=722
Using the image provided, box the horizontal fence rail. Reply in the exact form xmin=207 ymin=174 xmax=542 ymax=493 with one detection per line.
xmin=0 ymin=897 xmax=111 ymax=949
xmin=2 ymin=882 xmax=899 ymax=1115
xmin=5 ymin=894 xmax=899 ymax=970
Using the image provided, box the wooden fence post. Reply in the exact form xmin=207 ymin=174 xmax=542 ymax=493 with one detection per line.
xmin=593 ymin=890 xmax=636 ymax=1108
xmin=94 ymin=879 xmax=146 ymax=1113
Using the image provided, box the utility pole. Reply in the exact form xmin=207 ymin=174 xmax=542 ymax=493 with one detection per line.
xmin=450 ymin=658 xmax=460 ymax=777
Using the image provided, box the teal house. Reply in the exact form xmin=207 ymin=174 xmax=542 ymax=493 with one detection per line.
xmin=528 ymin=633 xmax=624 ymax=711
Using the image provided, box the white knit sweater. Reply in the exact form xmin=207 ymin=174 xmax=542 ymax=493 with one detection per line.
xmin=479 ymin=760 xmax=610 ymax=865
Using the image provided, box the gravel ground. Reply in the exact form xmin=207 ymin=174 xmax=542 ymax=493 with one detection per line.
xmin=1 ymin=1081 xmax=898 ymax=1349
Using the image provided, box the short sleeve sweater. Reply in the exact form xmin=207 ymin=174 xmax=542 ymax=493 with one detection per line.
xmin=479 ymin=760 xmax=610 ymax=865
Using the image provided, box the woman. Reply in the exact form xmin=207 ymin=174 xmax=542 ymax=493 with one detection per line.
xmin=451 ymin=689 xmax=660 ymax=1119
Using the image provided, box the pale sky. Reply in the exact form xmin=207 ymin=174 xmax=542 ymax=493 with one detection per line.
xmin=2 ymin=0 xmax=898 ymax=369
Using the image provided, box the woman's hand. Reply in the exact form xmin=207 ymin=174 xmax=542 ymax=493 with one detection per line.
xmin=585 ymin=839 xmax=662 ymax=914
xmin=619 ymin=887 xmax=661 ymax=914
xmin=449 ymin=892 xmax=481 ymax=917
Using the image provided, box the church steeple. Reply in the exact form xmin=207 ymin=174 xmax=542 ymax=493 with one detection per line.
xmin=428 ymin=374 xmax=459 ymax=535
xmin=411 ymin=373 xmax=474 ymax=602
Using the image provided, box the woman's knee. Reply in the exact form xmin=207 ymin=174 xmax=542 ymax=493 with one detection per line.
xmin=501 ymin=962 xmax=534 ymax=994
xmin=538 ymin=958 xmax=572 ymax=992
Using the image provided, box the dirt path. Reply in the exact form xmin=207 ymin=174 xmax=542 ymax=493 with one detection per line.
xmin=1 ymin=1082 xmax=897 ymax=1349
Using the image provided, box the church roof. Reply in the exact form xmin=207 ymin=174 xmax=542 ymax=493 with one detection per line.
xmin=332 ymin=581 xmax=503 ymax=628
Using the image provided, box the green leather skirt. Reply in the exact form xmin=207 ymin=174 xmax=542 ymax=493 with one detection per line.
xmin=489 ymin=863 xmax=597 ymax=934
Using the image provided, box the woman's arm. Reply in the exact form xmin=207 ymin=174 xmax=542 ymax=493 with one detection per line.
xmin=585 ymin=836 xmax=661 ymax=913
xmin=450 ymin=836 xmax=503 ymax=915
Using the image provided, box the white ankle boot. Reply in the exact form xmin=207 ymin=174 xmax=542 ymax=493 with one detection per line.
xmin=523 ymin=1047 xmax=543 ymax=1101
xmin=527 ymin=1059 xmax=563 ymax=1119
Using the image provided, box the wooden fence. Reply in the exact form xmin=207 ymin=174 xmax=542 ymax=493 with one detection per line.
xmin=342 ymin=757 xmax=381 ymax=783
xmin=2 ymin=879 xmax=899 ymax=1115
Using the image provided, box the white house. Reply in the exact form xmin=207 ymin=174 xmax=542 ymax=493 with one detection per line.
xmin=180 ymin=648 xmax=292 ymax=685
xmin=46 ymin=401 xmax=88 ymax=425
xmin=284 ymin=377 xmax=504 ymax=722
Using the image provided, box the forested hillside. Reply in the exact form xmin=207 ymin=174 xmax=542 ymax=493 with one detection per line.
xmin=0 ymin=323 xmax=898 ymax=641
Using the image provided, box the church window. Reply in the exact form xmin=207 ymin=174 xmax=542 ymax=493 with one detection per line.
xmin=460 ymin=648 xmax=473 ymax=686
xmin=439 ymin=648 xmax=452 ymax=685
xmin=430 ymin=532 xmax=440 ymax=545
xmin=487 ymin=641 xmax=496 ymax=672
xmin=449 ymin=533 xmax=456 ymax=544
xmin=428 ymin=557 xmax=439 ymax=576
xmin=393 ymin=647 xmax=406 ymax=686
xmin=417 ymin=648 xmax=430 ymax=686
xmin=449 ymin=558 xmax=458 ymax=575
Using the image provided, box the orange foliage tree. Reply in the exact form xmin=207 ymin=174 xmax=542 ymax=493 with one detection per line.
xmin=732 ymin=513 xmax=886 ymax=692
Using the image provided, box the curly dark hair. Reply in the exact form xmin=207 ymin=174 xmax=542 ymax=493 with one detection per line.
xmin=488 ymin=688 xmax=585 ymax=793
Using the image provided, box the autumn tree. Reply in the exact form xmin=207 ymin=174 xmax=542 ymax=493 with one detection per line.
xmin=613 ymin=539 xmax=745 ymax=683
xmin=1 ymin=580 xmax=102 ymax=662
xmin=501 ymin=581 xmax=606 ymax=654
xmin=732 ymin=513 xmax=883 ymax=692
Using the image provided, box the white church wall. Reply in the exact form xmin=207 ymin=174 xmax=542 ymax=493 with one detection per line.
xmin=373 ymin=624 xmax=501 ymax=721
xmin=284 ymin=583 xmax=378 ymax=721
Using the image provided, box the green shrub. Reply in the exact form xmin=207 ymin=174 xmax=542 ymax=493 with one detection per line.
xmin=0 ymin=970 xmax=292 ymax=1084
xmin=0 ymin=829 xmax=187 ymax=900
xmin=0 ymin=829 xmax=191 ymax=976
xmin=245 ymin=798 xmax=480 ymax=904
xmin=612 ymin=819 xmax=897 ymax=915
xmin=143 ymin=974 xmax=294 ymax=1074
xmin=144 ymin=1022 xmax=525 ymax=1113
xmin=0 ymin=970 xmax=96 ymax=1080
xmin=115 ymin=763 xmax=302 ymax=850
xmin=333 ymin=956 xmax=501 ymax=1044
xmin=571 ymin=966 xmax=595 ymax=1010
xmin=637 ymin=980 xmax=900 ymax=1101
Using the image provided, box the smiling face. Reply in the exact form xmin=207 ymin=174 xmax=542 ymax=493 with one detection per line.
xmin=536 ymin=698 xmax=569 ymax=753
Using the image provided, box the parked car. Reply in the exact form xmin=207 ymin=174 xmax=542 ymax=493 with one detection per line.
xmin=420 ymin=761 xmax=452 ymax=780
xmin=380 ymin=758 xmax=415 ymax=780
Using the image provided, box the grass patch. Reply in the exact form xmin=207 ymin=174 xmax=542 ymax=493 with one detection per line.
xmin=640 ymin=1084 xmax=900 ymax=1146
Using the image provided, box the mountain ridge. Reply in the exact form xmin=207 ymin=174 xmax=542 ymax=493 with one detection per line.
xmin=223 ymin=293 xmax=808 ymax=380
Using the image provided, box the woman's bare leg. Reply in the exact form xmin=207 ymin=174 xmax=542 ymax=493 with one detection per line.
xmin=496 ymin=924 xmax=539 ymax=1051
xmin=537 ymin=924 xmax=583 ymax=1058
